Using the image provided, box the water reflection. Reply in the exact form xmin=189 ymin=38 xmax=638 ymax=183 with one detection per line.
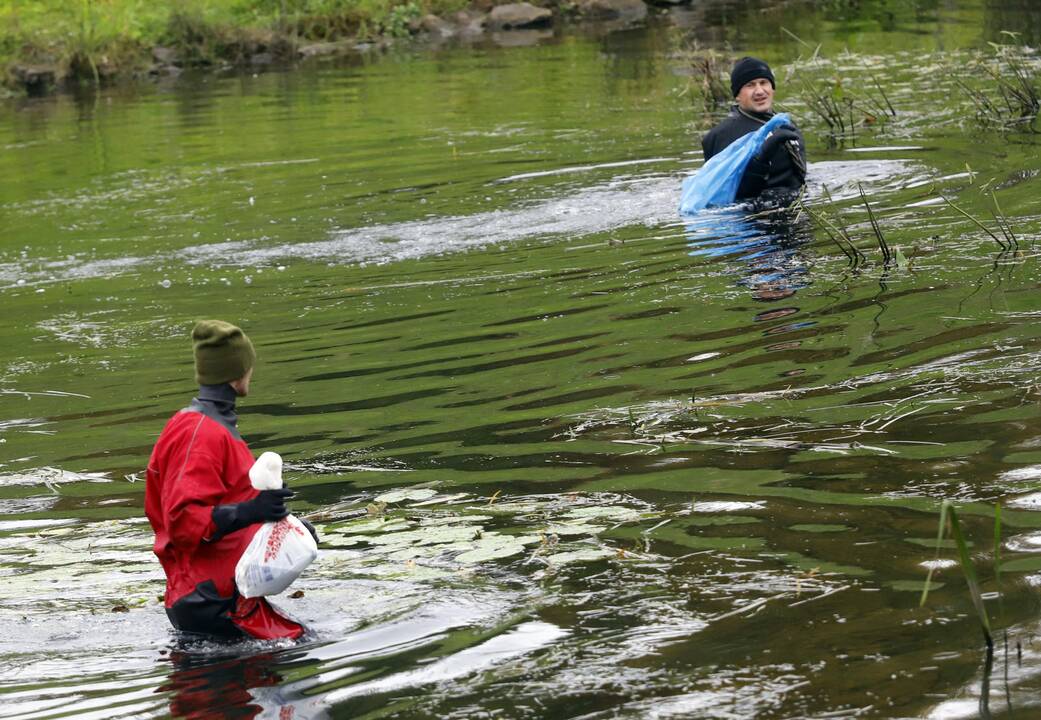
xmin=8 ymin=0 xmax=1041 ymax=715
xmin=162 ymin=649 xmax=294 ymax=720
xmin=685 ymin=206 xmax=812 ymax=303
xmin=685 ymin=207 xmax=817 ymax=378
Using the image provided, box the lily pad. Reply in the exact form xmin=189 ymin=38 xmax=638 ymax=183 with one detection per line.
xmin=544 ymin=548 xmax=615 ymax=565
xmin=325 ymin=517 xmax=413 ymax=535
xmin=564 ymin=506 xmax=644 ymax=523
xmin=386 ymin=542 xmax=476 ymax=562
xmin=412 ymin=492 xmax=470 ymax=507
xmin=420 ymin=514 xmax=492 ymax=527
xmin=357 ymin=563 xmax=453 ymax=581
xmin=375 ymin=488 xmax=438 ymax=504
xmin=545 ymin=522 xmax=604 ymax=537
xmin=483 ymin=500 xmax=551 ymax=515
xmin=322 ymin=535 xmax=366 ymax=548
xmin=455 ymin=543 xmax=527 ymax=564
xmin=499 ymin=533 xmax=542 ymax=546
xmin=689 ymin=501 xmax=766 ymax=513
xmin=347 ymin=525 xmax=481 ymax=548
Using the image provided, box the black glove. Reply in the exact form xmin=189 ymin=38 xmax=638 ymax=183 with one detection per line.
xmin=208 ymin=488 xmax=293 ymax=541
xmin=757 ymin=126 xmax=801 ymax=163
xmin=299 ymin=518 xmax=319 ymax=544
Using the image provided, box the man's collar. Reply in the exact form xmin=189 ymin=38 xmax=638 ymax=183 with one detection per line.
xmin=197 ymin=383 xmax=238 ymax=405
xmin=734 ymin=105 xmax=775 ymax=123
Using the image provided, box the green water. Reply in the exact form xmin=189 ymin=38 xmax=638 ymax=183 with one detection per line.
xmin=5 ymin=1 xmax=1041 ymax=717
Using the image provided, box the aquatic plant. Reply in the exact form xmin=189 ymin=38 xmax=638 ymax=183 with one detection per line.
xmin=680 ymin=46 xmax=732 ymax=114
xmin=71 ymin=0 xmax=101 ymax=84
xmin=317 ymin=490 xmax=658 ymax=578
xmin=956 ymin=35 xmax=1041 ymax=130
xmin=988 ymin=191 xmax=1018 ymax=250
xmin=865 ymin=76 xmax=896 ymax=121
xmin=795 ymin=74 xmax=851 ymax=142
xmin=796 ymin=185 xmax=865 ymax=267
xmin=857 ymin=182 xmax=890 ymax=265
xmin=920 ymin=501 xmax=994 ymax=652
xmin=940 ymin=194 xmax=1016 ymax=253
xmin=796 ymin=197 xmax=860 ymax=267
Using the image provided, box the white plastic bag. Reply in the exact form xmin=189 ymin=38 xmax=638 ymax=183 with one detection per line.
xmin=234 ymin=452 xmax=318 ymax=598
xmin=249 ymin=451 xmax=284 ymax=490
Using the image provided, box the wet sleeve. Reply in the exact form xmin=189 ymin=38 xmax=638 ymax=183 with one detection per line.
xmin=792 ymin=128 xmax=807 ymax=179
xmin=701 ymin=132 xmax=714 ymax=161
xmin=162 ymin=432 xmax=227 ymax=551
xmin=737 ymin=156 xmax=769 ymax=199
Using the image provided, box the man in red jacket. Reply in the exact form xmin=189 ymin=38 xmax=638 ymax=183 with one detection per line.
xmin=146 ymin=320 xmax=305 ymax=640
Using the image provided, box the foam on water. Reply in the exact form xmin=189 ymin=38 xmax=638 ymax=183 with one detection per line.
xmin=0 ymin=159 xmax=923 ymax=288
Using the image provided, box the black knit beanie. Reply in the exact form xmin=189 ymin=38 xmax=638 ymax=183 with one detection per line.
xmin=192 ymin=320 xmax=256 ymax=385
xmin=730 ymin=56 xmax=775 ymax=98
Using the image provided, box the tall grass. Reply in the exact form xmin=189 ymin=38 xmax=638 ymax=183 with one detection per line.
xmin=1 ymin=0 xmax=469 ymax=85
xmin=680 ymin=46 xmax=731 ymax=115
xmin=957 ymin=35 xmax=1041 ymax=129
xmin=920 ymin=500 xmax=997 ymax=652
xmin=941 ymin=194 xmax=1016 ymax=253
xmin=796 ymin=189 xmax=864 ymax=268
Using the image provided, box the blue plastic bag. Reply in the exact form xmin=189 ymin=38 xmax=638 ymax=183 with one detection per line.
xmin=679 ymin=113 xmax=792 ymax=215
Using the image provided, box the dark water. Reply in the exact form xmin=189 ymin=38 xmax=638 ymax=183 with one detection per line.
xmin=4 ymin=1 xmax=1041 ymax=717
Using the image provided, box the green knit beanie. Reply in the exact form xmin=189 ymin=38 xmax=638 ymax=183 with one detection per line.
xmin=192 ymin=320 xmax=256 ymax=386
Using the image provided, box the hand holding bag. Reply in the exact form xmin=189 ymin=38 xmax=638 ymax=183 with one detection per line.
xmin=234 ymin=452 xmax=318 ymax=598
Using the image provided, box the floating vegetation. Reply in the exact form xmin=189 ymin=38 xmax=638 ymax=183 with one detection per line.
xmin=374 ymin=487 xmax=439 ymax=504
xmin=0 ymin=466 xmax=110 ymax=488
xmin=778 ymin=42 xmax=1041 ymax=153
xmin=316 ymin=491 xmax=660 ymax=580
xmin=0 ymin=518 xmax=162 ymax=616
xmin=956 ymin=36 xmax=1041 ymax=129
xmin=544 ymin=548 xmax=616 ymax=565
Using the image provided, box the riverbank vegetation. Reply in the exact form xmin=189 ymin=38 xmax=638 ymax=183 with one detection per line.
xmin=1 ymin=0 xmax=478 ymax=93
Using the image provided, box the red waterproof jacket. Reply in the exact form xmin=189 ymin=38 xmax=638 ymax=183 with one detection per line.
xmin=146 ymin=391 xmax=303 ymax=640
xmin=147 ymin=409 xmax=257 ymax=603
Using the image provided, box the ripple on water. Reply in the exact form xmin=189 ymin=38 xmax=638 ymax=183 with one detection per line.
xmin=1005 ymin=532 xmax=1041 ymax=553
xmin=1007 ymin=493 xmax=1041 ymax=510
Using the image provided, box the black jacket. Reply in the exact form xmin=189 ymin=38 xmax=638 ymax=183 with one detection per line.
xmin=701 ymin=107 xmax=807 ymax=203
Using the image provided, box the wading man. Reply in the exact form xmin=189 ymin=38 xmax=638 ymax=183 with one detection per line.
xmin=701 ymin=56 xmax=807 ymax=205
xmin=146 ymin=320 xmax=306 ymax=640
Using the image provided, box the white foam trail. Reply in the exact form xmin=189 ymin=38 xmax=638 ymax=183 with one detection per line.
xmin=323 ymin=621 xmax=566 ymax=703
xmin=496 ymin=157 xmax=678 ymax=182
xmin=1 ymin=159 xmax=923 ymax=286
xmin=178 ymin=159 xmax=920 ymax=267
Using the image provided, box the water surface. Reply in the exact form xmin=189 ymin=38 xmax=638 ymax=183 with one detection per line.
xmin=4 ymin=1 xmax=1041 ymax=717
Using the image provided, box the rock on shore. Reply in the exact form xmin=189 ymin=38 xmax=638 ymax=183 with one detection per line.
xmin=4 ymin=0 xmax=657 ymax=97
xmin=487 ymin=3 xmax=554 ymax=30
xmin=574 ymin=0 xmax=648 ymax=22
xmin=9 ymin=64 xmax=58 ymax=96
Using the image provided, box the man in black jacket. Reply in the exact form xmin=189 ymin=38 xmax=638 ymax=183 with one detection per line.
xmin=701 ymin=57 xmax=807 ymax=205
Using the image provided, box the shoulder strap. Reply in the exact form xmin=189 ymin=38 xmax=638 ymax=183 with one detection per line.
xmin=184 ymin=400 xmax=243 ymax=441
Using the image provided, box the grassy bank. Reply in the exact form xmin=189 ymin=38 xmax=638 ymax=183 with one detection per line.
xmin=1 ymin=0 xmax=475 ymax=92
